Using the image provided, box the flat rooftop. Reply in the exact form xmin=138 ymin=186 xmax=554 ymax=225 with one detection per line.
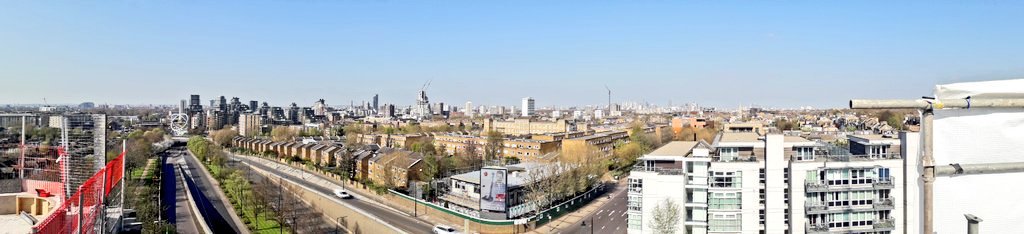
xmin=784 ymin=136 xmax=812 ymax=143
xmin=0 ymin=214 xmax=37 ymax=234
xmin=849 ymin=134 xmax=901 ymax=144
xmin=450 ymin=162 xmax=554 ymax=188
xmin=718 ymin=132 xmax=762 ymax=142
xmin=647 ymin=141 xmax=700 ymax=157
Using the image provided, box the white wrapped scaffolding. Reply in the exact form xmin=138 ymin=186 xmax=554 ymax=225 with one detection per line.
xmin=931 ymin=79 xmax=1024 ymax=233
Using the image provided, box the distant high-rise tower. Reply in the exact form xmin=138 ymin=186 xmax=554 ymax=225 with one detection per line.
xmin=313 ymin=99 xmax=327 ymax=116
xmin=288 ymin=103 xmax=300 ymax=124
xmin=372 ymin=94 xmax=379 ymax=111
xmin=385 ymin=104 xmax=396 ymax=117
xmin=465 ymin=101 xmax=474 ymax=118
xmin=189 ymin=94 xmax=202 ymax=113
xmin=521 ymin=97 xmax=535 ymax=117
xmin=218 ymin=96 xmax=227 ymax=111
xmin=412 ymin=88 xmax=432 ymax=119
xmin=249 ymin=100 xmax=258 ymax=113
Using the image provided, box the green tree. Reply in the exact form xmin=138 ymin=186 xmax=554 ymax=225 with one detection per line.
xmin=187 ymin=136 xmax=210 ymax=161
xmin=484 ymin=130 xmax=504 ymax=163
xmin=343 ymin=124 xmax=366 ymax=146
xmin=300 ymin=128 xmax=322 ymax=137
xmin=382 ymin=126 xmax=398 ymax=135
xmin=409 ymin=141 xmax=437 ymax=156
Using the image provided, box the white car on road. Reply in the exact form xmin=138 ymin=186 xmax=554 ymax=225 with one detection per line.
xmin=432 ymin=224 xmax=460 ymax=234
xmin=333 ymin=188 xmax=353 ymax=199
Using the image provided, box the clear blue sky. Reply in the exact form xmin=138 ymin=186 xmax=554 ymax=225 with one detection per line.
xmin=2 ymin=1 xmax=1023 ymax=108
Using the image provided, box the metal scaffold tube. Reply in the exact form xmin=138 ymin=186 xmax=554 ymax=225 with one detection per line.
xmin=850 ymin=98 xmax=1024 ymax=109
xmin=935 ymin=162 xmax=1024 ymax=176
xmin=850 ymin=97 xmax=1024 ymax=234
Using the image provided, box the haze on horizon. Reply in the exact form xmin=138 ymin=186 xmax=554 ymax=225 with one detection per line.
xmin=2 ymin=1 xmax=1024 ymax=108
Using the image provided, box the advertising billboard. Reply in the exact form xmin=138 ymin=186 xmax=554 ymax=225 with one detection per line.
xmin=479 ymin=167 xmax=508 ymax=212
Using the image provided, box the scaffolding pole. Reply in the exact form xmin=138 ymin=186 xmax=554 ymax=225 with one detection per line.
xmin=850 ymin=97 xmax=1024 ymax=234
xmin=935 ymin=162 xmax=1024 ymax=176
xmin=19 ymin=116 xmax=25 ymax=179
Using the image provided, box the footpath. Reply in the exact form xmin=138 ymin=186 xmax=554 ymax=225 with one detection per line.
xmin=528 ymin=179 xmax=628 ymax=234
xmin=234 ymin=151 xmax=628 ymax=234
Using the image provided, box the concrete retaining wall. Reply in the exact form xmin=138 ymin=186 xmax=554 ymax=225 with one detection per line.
xmin=284 ymin=161 xmax=528 ymax=234
xmin=246 ymin=162 xmax=399 ymax=234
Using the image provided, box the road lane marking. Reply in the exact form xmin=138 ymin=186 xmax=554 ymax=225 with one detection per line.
xmin=622 ymin=212 xmax=627 ymax=217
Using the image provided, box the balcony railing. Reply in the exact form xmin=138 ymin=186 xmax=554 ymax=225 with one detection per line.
xmin=806 ymin=221 xmax=829 ymax=234
xmin=713 ymin=156 xmax=758 ymax=162
xmin=874 ymin=177 xmax=895 ymax=189
xmin=874 ymin=197 xmax=895 ymax=210
xmin=814 ymin=152 xmax=902 ymax=162
xmin=631 ymin=165 xmax=685 ymax=175
xmin=806 ymin=218 xmax=895 ymax=234
xmin=805 ymin=176 xmax=895 ymax=192
xmin=805 ymin=197 xmax=896 ymax=214
xmin=873 ymin=218 xmax=895 ymax=231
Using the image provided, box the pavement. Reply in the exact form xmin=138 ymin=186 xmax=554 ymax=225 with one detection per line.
xmin=171 ymin=158 xmax=201 ymax=234
xmin=535 ymin=179 xmax=629 ymax=234
xmin=174 ymin=147 xmax=246 ymax=234
xmin=228 ymin=152 xmax=435 ymax=233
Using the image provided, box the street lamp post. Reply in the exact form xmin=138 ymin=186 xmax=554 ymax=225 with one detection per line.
xmin=580 ymin=216 xmax=594 ymax=234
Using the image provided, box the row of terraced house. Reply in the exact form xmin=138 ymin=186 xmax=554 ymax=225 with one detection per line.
xmin=230 ymin=136 xmax=425 ymax=190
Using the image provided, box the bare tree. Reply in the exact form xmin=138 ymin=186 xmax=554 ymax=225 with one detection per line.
xmin=271 ymin=126 xmax=298 ymax=142
xmin=523 ymin=166 xmax=555 ymax=215
xmin=210 ymin=128 xmax=239 ymax=147
xmin=648 ymin=198 xmax=681 ymax=234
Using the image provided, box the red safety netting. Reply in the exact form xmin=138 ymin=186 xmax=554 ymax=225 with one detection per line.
xmin=33 ymin=152 xmax=124 ymax=234
xmin=104 ymin=155 xmax=124 ymax=195
xmin=19 ymin=145 xmax=65 ymax=199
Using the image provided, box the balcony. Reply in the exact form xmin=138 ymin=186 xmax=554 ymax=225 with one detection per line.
xmin=805 ymin=176 xmax=895 ymax=192
xmin=874 ymin=178 xmax=895 ymax=189
xmin=816 ymin=153 xmax=901 ymax=162
xmin=873 ymin=218 xmax=895 ymax=231
xmin=713 ymin=156 xmax=758 ymax=162
xmin=804 ymin=197 xmax=896 ymax=215
xmin=874 ymin=197 xmax=895 ymax=210
xmin=631 ymin=165 xmax=685 ymax=175
xmin=806 ymin=221 xmax=830 ymax=234
xmin=684 ymin=219 xmax=708 ymax=226
xmin=805 ymin=218 xmax=895 ymax=234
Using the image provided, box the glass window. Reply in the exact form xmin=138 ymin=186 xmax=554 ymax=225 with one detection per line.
xmin=708 ymin=214 xmax=742 ymax=232
xmin=709 ymin=192 xmax=742 ymax=210
xmin=806 ymin=170 xmax=818 ymax=182
xmin=878 ymin=168 xmax=890 ymax=181
xmin=796 ymin=147 xmax=815 ymax=160
xmin=719 ymin=147 xmax=738 ymax=161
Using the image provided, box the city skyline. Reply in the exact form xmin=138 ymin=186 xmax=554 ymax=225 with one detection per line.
xmin=3 ymin=1 xmax=1024 ymax=107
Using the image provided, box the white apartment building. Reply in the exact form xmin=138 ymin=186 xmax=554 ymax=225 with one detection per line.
xmin=521 ymin=97 xmax=535 ymax=117
xmin=628 ymin=141 xmax=713 ymax=234
xmin=628 ymin=132 xmax=918 ymax=234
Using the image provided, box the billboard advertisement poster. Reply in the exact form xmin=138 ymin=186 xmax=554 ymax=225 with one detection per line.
xmin=479 ymin=167 xmax=508 ymax=212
